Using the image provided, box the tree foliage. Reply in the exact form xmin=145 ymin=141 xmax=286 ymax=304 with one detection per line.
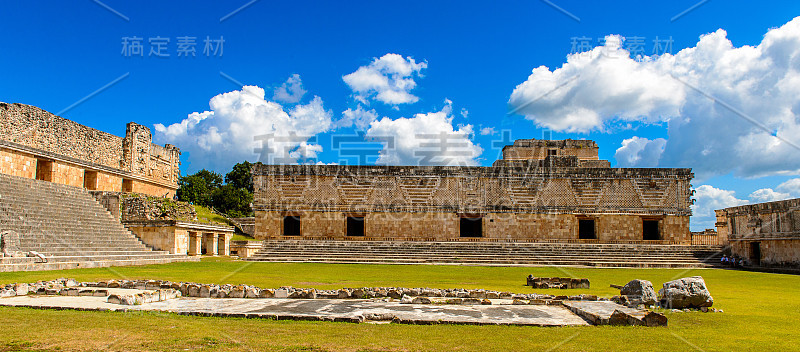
xmin=225 ymin=161 xmax=254 ymax=193
xmin=177 ymin=163 xmax=254 ymax=217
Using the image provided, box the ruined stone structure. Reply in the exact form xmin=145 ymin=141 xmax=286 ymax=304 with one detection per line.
xmin=92 ymin=192 xmax=235 ymax=256
xmin=715 ymin=198 xmax=800 ymax=267
xmin=0 ymin=103 xmax=180 ymax=197
xmin=252 ymin=139 xmax=694 ymax=243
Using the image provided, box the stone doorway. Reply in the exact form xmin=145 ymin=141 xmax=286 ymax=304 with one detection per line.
xmin=460 ymin=216 xmax=483 ymax=238
xmin=346 ymin=216 xmax=365 ymax=237
xmin=578 ymin=219 xmax=596 ymax=239
xmin=750 ymin=241 xmax=761 ymax=265
xmin=84 ymin=171 xmax=98 ymax=190
xmin=283 ymin=216 xmax=301 ymax=236
xmin=35 ymin=159 xmax=52 ymax=182
xmin=642 ymin=220 xmax=660 ymax=240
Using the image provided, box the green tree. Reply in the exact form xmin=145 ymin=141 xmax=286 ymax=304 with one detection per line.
xmin=212 ymin=184 xmax=253 ymax=218
xmin=194 ymin=169 xmax=223 ymax=189
xmin=176 ymin=174 xmax=214 ymax=207
xmin=225 ymin=161 xmax=254 ymax=193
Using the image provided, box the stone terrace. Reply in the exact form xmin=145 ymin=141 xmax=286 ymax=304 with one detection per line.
xmin=0 ymin=173 xmax=196 ymax=271
xmin=246 ymin=240 xmax=723 ymax=268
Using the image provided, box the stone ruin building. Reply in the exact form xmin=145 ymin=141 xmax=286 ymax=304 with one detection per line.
xmin=0 ymin=103 xmax=232 ymax=271
xmin=0 ymin=102 xmax=180 ymax=197
xmin=251 ymin=139 xmax=694 ymax=242
xmin=715 ymin=197 xmax=800 ymax=267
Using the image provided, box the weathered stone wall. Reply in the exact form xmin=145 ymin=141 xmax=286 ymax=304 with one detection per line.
xmin=254 ymin=210 xmax=691 ymax=242
xmin=0 ymin=103 xmax=125 ymax=169
xmin=502 ymin=139 xmax=599 ymax=161
xmin=121 ymin=194 xmax=197 ymax=222
xmin=0 ymin=103 xmax=180 ymax=196
xmin=0 ymin=148 xmax=35 ymax=179
xmin=251 ymin=142 xmax=694 ymax=243
xmin=716 ymin=198 xmax=800 ymax=266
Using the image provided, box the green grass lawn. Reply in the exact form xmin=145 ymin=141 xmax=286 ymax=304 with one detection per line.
xmin=1 ymin=258 xmax=798 ymax=351
xmin=193 ymin=205 xmax=233 ymax=226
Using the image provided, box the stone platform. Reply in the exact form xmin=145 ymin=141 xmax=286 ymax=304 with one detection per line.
xmin=0 ymin=295 xmax=591 ymax=326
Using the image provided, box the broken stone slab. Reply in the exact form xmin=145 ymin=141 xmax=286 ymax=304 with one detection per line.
xmin=609 ymin=309 xmax=668 ymax=327
xmin=658 ymin=276 xmax=713 ymax=309
xmin=562 ymin=300 xmax=668 ymax=327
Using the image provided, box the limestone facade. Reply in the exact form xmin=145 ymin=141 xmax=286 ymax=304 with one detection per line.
xmin=0 ymin=103 xmax=180 ymax=197
xmin=715 ymin=198 xmax=800 ymax=266
xmin=253 ymin=139 xmax=693 ymax=243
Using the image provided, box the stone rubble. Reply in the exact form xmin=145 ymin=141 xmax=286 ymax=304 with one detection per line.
xmin=526 ymin=276 xmax=591 ymax=289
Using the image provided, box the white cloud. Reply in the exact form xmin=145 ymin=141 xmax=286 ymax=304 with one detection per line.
xmin=745 ymin=178 xmax=800 ymax=203
xmin=749 ymin=188 xmax=791 ymax=203
xmin=343 ymin=53 xmax=427 ymax=105
xmin=614 ymin=136 xmax=666 ymax=167
xmin=336 ymin=105 xmax=379 ymax=130
xmin=691 ymin=185 xmax=749 ymax=230
xmin=508 ymin=17 xmax=800 ymax=178
xmin=776 ymin=178 xmax=800 ymax=195
xmin=272 ymin=74 xmax=306 ymax=104
xmin=365 ymin=101 xmax=482 ymax=166
xmin=154 ymin=85 xmax=332 ymax=171
xmin=480 ymin=127 xmax=496 ymax=136
xmin=461 ymin=108 xmax=469 ymax=118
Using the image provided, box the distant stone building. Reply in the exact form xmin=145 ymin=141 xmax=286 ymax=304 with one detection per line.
xmin=0 ymin=103 xmax=180 ymax=197
xmin=252 ymin=139 xmax=694 ymax=243
xmin=715 ymin=198 xmax=800 ymax=266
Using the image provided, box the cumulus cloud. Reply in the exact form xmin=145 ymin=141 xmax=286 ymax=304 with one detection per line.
xmin=614 ymin=136 xmax=667 ymax=167
xmin=365 ymin=101 xmax=482 ymax=166
xmin=777 ymin=178 xmax=800 ymax=195
xmin=480 ymin=127 xmax=496 ymax=136
xmin=746 ymin=178 xmax=800 ymax=203
xmin=509 ymin=17 xmax=800 ymax=178
xmin=691 ymin=185 xmax=749 ymax=230
xmin=336 ymin=105 xmax=379 ymax=130
xmin=749 ymin=188 xmax=791 ymax=203
xmin=272 ymin=74 xmax=306 ymax=104
xmin=154 ymin=85 xmax=332 ymax=171
xmin=343 ymin=53 xmax=427 ymax=105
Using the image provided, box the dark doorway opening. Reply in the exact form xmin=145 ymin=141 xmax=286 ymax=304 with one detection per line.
xmin=347 ymin=216 xmax=365 ymax=236
xmin=578 ymin=219 xmax=596 ymax=239
xmin=750 ymin=242 xmax=761 ymax=265
xmin=283 ymin=216 xmax=301 ymax=236
xmin=643 ymin=220 xmax=660 ymax=240
xmin=460 ymin=217 xmax=483 ymax=237
xmin=84 ymin=171 xmax=98 ymax=190
xmin=122 ymin=179 xmax=133 ymax=193
xmin=36 ymin=159 xmax=53 ymax=182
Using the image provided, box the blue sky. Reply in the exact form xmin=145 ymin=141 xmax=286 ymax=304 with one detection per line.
xmin=2 ymin=0 xmax=800 ymax=230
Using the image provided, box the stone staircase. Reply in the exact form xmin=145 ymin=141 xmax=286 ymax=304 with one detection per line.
xmin=246 ymin=240 xmax=724 ymax=268
xmin=0 ymin=173 xmax=197 ymax=272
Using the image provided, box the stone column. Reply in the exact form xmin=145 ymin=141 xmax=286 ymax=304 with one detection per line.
xmin=210 ymin=233 xmax=219 ymax=255
xmin=217 ymin=234 xmax=230 ymax=256
xmin=188 ymin=232 xmax=201 ymax=256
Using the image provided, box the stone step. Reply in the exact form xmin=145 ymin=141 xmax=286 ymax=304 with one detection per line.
xmin=246 ymin=240 xmax=720 ymax=268
xmin=0 ymin=173 xmax=193 ymax=271
xmin=249 ymin=251 xmax=714 ymax=260
xmin=246 ymin=257 xmax=716 ymax=268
